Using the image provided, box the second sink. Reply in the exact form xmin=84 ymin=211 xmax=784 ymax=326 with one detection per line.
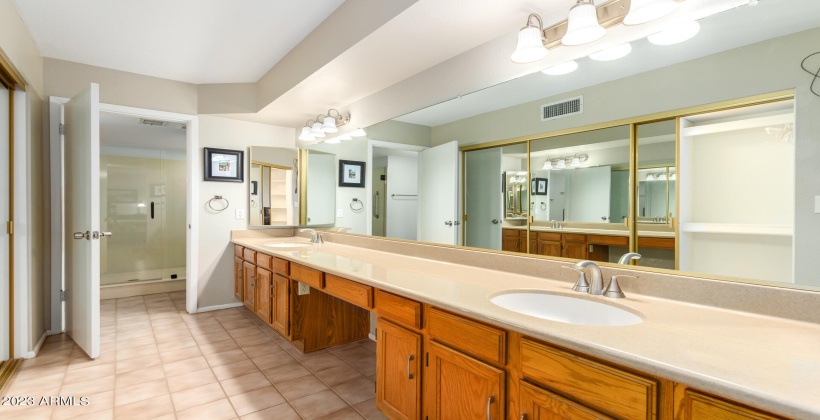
xmin=490 ymin=291 xmax=642 ymax=326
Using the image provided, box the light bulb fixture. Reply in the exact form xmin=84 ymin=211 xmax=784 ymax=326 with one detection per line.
xmin=670 ymin=172 xmax=676 ymax=180
xmin=137 ymin=201 xmax=146 ymax=208
xmin=542 ymin=160 xmax=553 ymax=170
xmin=542 ymin=60 xmax=579 ymax=76
xmin=350 ymin=128 xmax=367 ymax=137
xmin=570 ymin=155 xmax=581 ymax=167
xmin=658 ymin=172 xmax=667 ymax=181
xmin=646 ymin=173 xmax=656 ymax=181
xmin=623 ymin=0 xmax=678 ymax=26
xmin=555 ymin=159 xmax=567 ymax=169
xmin=321 ymin=115 xmax=338 ymax=133
xmin=310 ymin=121 xmax=326 ymax=138
xmin=511 ymin=13 xmax=549 ymax=64
xmin=648 ymin=20 xmax=701 ymax=45
xmin=562 ymin=0 xmax=606 ymax=46
xmin=299 ymin=123 xmax=316 ymax=141
xmin=543 ymin=154 xmax=589 ymax=170
xmin=589 ymin=43 xmax=632 ymax=61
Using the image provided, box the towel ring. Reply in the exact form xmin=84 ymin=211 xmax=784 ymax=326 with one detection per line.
xmin=350 ymin=198 xmax=364 ymax=212
xmin=208 ymin=195 xmax=229 ymax=212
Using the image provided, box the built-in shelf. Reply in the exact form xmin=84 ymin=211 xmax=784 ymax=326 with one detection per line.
xmin=682 ymin=113 xmax=793 ymax=137
xmin=680 ymin=223 xmax=792 ymax=236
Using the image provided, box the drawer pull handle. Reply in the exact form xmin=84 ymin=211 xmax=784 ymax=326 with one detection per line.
xmin=407 ymin=355 xmax=414 ymax=379
xmin=486 ymin=395 xmax=494 ymax=420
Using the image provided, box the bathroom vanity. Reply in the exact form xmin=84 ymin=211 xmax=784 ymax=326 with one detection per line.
xmin=231 ymin=231 xmax=818 ymax=419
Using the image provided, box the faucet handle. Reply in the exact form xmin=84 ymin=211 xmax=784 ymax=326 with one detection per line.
xmin=562 ymin=266 xmax=590 ymax=293
xmin=604 ymin=275 xmax=637 ymax=299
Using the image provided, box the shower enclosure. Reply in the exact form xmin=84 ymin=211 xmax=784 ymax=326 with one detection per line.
xmin=100 ymin=148 xmax=186 ymax=285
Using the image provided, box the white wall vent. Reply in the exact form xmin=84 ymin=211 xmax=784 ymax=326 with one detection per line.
xmin=139 ymin=118 xmax=167 ymax=127
xmin=541 ymin=96 xmax=583 ymax=121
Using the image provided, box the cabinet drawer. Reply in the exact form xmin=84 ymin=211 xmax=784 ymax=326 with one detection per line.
xmin=638 ymin=237 xmax=675 ymax=250
xmin=428 ymin=307 xmax=506 ymax=366
xmin=234 ymin=244 xmax=244 ymax=258
xmin=256 ymin=253 xmax=272 ymax=271
xmin=375 ymin=290 xmax=422 ymax=330
xmin=325 ymin=274 xmax=373 ymax=309
xmin=537 ymin=232 xmax=561 ymax=242
xmin=521 ymin=338 xmax=658 ymax=419
xmin=563 ymin=233 xmax=587 ymax=243
xmin=291 ymin=263 xmax=323 ymax=289
xmin=677 ymin=388 xmax=786 ymax=420
xmin=520 ymin=381 xmax=614 ymax=420
xmin=243 ymin=248 xmax=256 ymax=264
xmin=587 ymin=235 xmax=629 ymax=247
xmin=271 ymin=257 xmax=290 ymax=277
xmin=503 ymin=228 xmax=522 ymax=237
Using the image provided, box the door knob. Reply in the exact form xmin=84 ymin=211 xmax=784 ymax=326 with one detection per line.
xmin=100 ymin=231 xmax=113 ymax=238
xmin=73 ymin=231 xmax=89 ymax=240
xmin=454 ymin=221 xmax=461 ymax=225
xmin=444 ymin=221 xmax=453 ymax=226
xmin=491 ymin=219 xmax=499 ymax=224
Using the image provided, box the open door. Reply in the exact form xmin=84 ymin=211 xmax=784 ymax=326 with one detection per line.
xmin=465 ymin=148 xmax=502 ymax=250
xmin=64 ymin=84 xmax=102 ymax=359
xmin=417 ymin=141 xmax=459 ymax=245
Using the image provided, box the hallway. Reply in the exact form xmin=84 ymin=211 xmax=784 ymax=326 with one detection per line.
xmin=0 ymin=292 xmax=384 ymax=419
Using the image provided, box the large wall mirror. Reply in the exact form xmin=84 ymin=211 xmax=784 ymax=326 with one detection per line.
xmin=323 ymin=0 xmax=818 ymax=291
xmin=247 ymin=147 xmax=336 ymax=227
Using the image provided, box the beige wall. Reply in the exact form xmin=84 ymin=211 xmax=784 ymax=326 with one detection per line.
xmin=0 ymin=0 xmax=44 ymax=94
xmin=366 ymin=119 xmax=431 ymax=147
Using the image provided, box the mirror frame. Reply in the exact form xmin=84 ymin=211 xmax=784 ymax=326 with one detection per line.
xmin=457 ymin=89 xmax=809 ymax=291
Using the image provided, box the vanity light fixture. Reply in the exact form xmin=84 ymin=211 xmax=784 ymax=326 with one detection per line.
xmin=309 ymin=120 xmax=326 ymax=138
xmin=299 ymin=122 xmax=316 ymax=141
xmin=658 ymin=172 xmax=667 ymax=181
xmin=350 ymin=128 xmax=367 ymax=137
xmin=556 ymin=159 xmax=567 ymax=169
xmin=562 ymin=0 xmax=606 ymax=46
xmin=511 ymin=13 xmax=550 ymax=63
xmin=542 ymin=160 xmax=554 ymax=170
xmin=623 ymin=0 xmax=679 ymax=25
xmin=646 ymin=173 xmax=656 ymax=181
xmin=570 ymin=154 xmax=582 ymax=167
xmin=589 ymin=43 xmax=632 ymax=61
xmin=542 ymin=60 xmax=579 ymax=76
xmin=338 ymin=133 xmax=353 ymax=141
xmin=648 ymin=20 xmax=701 ymax=45
xmin=543 ymin=154 xmax=589 ymax=170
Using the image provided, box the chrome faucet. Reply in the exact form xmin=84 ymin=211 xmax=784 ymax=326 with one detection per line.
xmin=617 ymin=252 xmax=641 ymax=265
xmin=299 ymin=228 xmax=323 ymax=244
xmin=334 ymin=227 xmax=351 ymax=233
xmin=566 ymin=260 xmax=605 ymax=295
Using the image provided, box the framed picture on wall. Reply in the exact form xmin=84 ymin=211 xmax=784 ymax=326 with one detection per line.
xmin=339 ymin=160 xmax=366 ymax=188
xmin=536 ymin=178 xmax=548 ymax=195
xmin=204 ymin=148 xmax=244 ymax=182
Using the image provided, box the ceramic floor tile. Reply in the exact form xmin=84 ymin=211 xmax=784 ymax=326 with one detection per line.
xmin=175 ymin=398 xmax=237 ymax=420
xmin=115 ymin=365 xmax=165 ymax=389
xmin=63 ymin=362 xmax=115 ymax=384
xmin=149 ymin=316 xmax=185 ymax=327
xmin=58 ymin=374 xmax=115 ymax=397
xmin=251 ymin=352 xmax=295 ymax=370
xmin=290 ymin=389 xmax=350 ymax=419
xmin=228 ymin=386 xmax=286 ymax=417
xmin=162 ymin=356 xmax=210 ymax=377
xmin=6 ymin=372 xmax=65 ymax=395
xmin=316 ymin=407 xmax=366 ymax=420
xmin=192 ymin=331 xmax=233 ymax=346
xmin=276 ymin=374 xmax=329 ymax=401
xmin=51 ymin=390 xmax=114 ymax=420
xmin=219 ymin=371 xmax=271 ymax=397
xmin=239 ymin=402 xmax=301 ymax=420
xmin=240 ymin=342 xmax=286 ymax=358
xmin=314 ymin=364 xmax=365 ymax=387
xmin=166 ymin=368 xmax=217 ymax=393
xmin=114 ymin=378 xmax=169 ymax=406
xmin=115 ymin=335 xmax=156 ymax=350
xmin=59 ymin=408 xmax=114 ymax=420
xmin=113 ymin=394 xmax=174 ymax=420
xmin=205 ymin=348 xmax=249 ymax=367
xmin=0 ymin=404 xmax=53 ymax=420
xmin=353 ymin=398 xmax=388 ymax=420
xmin=156 ymin=336 xmax=198 ymax=352
xmin=233 ymin=333 xmax=274 ymax=348
xmin=115 ymin=343 xmax=158 ymax=360
xmin=158 ymin=345 xmax=202 ymax=364
xmin=262 ymin=360 xmax=312 ymax=384
xmin=211 ymin=360 xmax=261 ymax=381
xmin=332 ymin=376 xmax=376 ymax=405
xmin=11 ymin=360 xmax=68 ymax=381
xmin=300 ymin=353 xmax=347 ymax=373
xmin=198 ymin=338 xmax=240 ymax=355
xmin=170 ymin=381 xmax=226 ymax=412
xmin=114 ymin=354 xmax=162 ymax=374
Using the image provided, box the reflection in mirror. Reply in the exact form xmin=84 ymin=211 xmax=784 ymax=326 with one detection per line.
xmin=304 ymin=150 xmax=336 ymax=226
xmin=636 ymin=119 xmax=677 ymax=269
xmin=249 ymin=147 xmax=298 ymax=227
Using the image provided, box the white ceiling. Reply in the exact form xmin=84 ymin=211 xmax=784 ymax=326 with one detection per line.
xmin=13 ymin=0 xmax=344 ymax=83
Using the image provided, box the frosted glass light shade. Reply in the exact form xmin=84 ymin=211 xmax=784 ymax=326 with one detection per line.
xmin=325 ymin=137 xmax=341 ymax=144
xmin=310 ymin=121 xmax=326 ymax=138
xmin=543 ymin=161 xmax=553 ymax=170
xmin=556 ymin=159 xmax=567 ymax=169
xmin=562 ymin=1 xmax=606 ymax=46
xmin=299 ymin=127 xmax=315 ymax=141
xmin=624 ymin=0 xmax=679 ymax=25
xmin=321 ymin=116 xmax=338 ymax=133
xmin=350 ymin=128 xmax=367 ymax=137
xmin=570 ymin=156 xmax=581 ymax=167
xmin=338 ymin=134 xmax=353 ymax=141
xmin=589 ymin=43 xmax=632 ymax=61
xmin=542 ymin=60 xmax=579 ymax=76
xmin=648 ymin=21 xmax=701 ymax=45
xmin=511 ymin=26 xmax=549 ymax=63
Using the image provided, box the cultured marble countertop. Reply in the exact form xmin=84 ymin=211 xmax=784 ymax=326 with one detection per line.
xmin=232 ymin=236 xmax=820 ymax=418
xmin=503 ymin=224 xmax=676 ymax=238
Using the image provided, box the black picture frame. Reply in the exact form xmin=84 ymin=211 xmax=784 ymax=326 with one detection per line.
xmin=536 ymin=178 xmax=549 ymax=195
xmin=204 ymin=148 xmax=244 ymax=182
xmin=339 ymin=160 xmax=366 ymax=188
xmin=531 ymin=178 xmax=537 ymax=194
xmin=250 ymin=181 xmax=258 ymax=195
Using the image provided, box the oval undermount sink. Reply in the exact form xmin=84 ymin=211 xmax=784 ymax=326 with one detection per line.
xmin=491 ymin=291 xmax=642 ymax=326
xmin=264 ymin=242 xmax=312 ymax=248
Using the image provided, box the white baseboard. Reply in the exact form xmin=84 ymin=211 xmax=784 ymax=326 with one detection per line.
xmin=368 ymin=333 xmax=376 ymax=341
xmin=27 ymin=331 xmax=49 ymax=358
xmin=196 ymin=302 xmax=243 ymax=313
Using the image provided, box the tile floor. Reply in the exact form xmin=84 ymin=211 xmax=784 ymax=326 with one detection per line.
xmin=0 ymin=291 xmax=387 ymax=420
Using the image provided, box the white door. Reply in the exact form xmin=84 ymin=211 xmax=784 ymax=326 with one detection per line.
xmin=465 ymin=148 xmax=502 ymax=250
xmin=417 ymin=141 xmax=458 ymax=245
xmin=0 ymin=84 xmax=9 ymax=361
xmin=64 ymin=84 xmax=101 ymax=359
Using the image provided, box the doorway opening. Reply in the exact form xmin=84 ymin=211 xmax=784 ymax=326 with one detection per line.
xmin=371 ymin=146 xmax=419 ymax=240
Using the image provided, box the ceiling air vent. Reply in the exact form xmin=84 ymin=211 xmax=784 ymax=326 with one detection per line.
xmin=139 ymin=118 xmax=167 ymax=127
xmin=541 ymin=96 xmax=583 ymax=121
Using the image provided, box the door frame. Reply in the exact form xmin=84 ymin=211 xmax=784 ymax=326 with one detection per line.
xmin=50 ymin=97 xmax=200 ymax=328
xmin=366 ymin=140 xmax=427 ymax=236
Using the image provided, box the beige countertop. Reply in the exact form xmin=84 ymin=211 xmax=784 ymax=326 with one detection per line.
xmin=503 ymin=225 xmax=675 ymax=238
xmin=233 ymin=236 xmax=820 ymax=418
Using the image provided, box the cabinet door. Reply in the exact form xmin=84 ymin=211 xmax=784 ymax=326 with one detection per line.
xmin=529 ymin=232 xmax=537 ymax=255
xmin=676 ymin=388 xmax=786 ymax=420
xmin=376 ymin=319 xmax=421 ymax=420
xmin=520 ymin=381 xmax=613 ymax=420
xmin=271 ymin=274 xmax=290 ymax=337
xmin=538 ymin=240 xmax=562 ymax=257
xmin=502 ymin=236 xmax=520 ymax=252
xmin=233 ymin=256 xmax=244 ymax=302
xmin=254 ymin=267 xmax=272 ymax=323
xmin=563 ymin=241 xmax=588 ymax=259
xmin=425 ymin=341 xmax=505 ymax=420
xmin=243 ymin=261 xmax=255 ymax=311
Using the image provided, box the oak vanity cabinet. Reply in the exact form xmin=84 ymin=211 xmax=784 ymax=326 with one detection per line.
xmin=242 ymin=260 xmax=256 ymax=311
xmin=502 ymin=228 xmax=524 ymax=252
xmin=673 ymin=387 xmax=788 ymax=420
xmin=233 ymin=246 xmax=244 ymax=302
xmin=534 ymin=232 xmax=562 ymax=257
xmin=271 ymin=274 xmax=290 ymax=337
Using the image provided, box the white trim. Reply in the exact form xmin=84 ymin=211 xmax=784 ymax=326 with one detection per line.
xmin=27 ymin=330 xmax=48 ymax=358
xmin=368 ymin=333 xmax=376 ymax=341
xmin=196 ymin=302 xmax=243 ymax=313
xmin=366 ymin=140 xmax=428 ymax=236
xmin=49 ymin=98 xmax=64 ymax=333
xmin=13 ymin=89 xmax=29 ymax=359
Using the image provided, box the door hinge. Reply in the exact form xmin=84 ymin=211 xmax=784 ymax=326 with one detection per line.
xmin=463 ymin=214 xmax=468 ymax=222
xmin=5 ymin=221 xmax=12 ymax=235
xmin=59 ymin=123 xmax=65 ymax=135
xmin=60 ymin=290 xmax=66 ymax=302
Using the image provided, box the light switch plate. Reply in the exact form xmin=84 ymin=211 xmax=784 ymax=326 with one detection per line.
xmin=297 ymin=282 xmax=310 ymax=295
xmin=235 ymin=209 xmax=245 ymax=219
xmin=336 ymin=209 xmax=344 ymax=218
xmin=815 ymin=196 xmax=820 ymax=214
